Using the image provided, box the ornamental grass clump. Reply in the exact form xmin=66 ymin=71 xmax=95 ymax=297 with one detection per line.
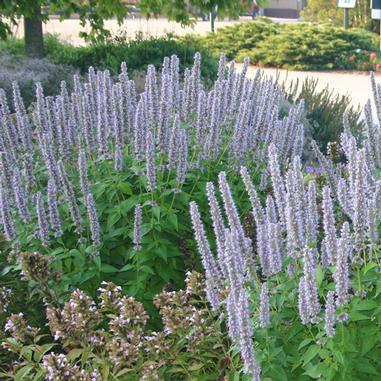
xmin=191 ymin=79 xmax=381 ymax=378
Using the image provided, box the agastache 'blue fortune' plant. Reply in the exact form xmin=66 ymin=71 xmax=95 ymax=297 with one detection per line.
xmin=191 ymin=102 xmax=381 ymax=377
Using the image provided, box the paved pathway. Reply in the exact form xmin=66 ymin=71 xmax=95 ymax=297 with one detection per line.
xmin=243 ymin=65 xmax=375 ymax=112
xmin=10 ymin=16 xmax=297 ymax=46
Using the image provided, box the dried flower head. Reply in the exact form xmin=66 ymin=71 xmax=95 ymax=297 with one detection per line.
xmin=20 ymin=251 xmax=60 ymax=284
xmin=98 ymin=281 xmax=122 ymax=310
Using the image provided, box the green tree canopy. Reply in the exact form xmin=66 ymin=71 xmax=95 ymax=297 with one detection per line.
xmin=0 ymin=0 xmax=249 ymax=57
xmin=139 ymin=0 xmax=250 ymax=24
xmin=0 ymin=0 xmax=129 ymax=43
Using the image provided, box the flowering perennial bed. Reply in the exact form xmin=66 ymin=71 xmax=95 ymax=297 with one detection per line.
xmin=0 ymin=52 xmax=380 ymax=380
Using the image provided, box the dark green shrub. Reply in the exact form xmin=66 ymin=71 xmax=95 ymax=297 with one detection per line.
xmin=193 ymin=21 xmax=378 ymax=71
xmin=186 ymin=20 xmax=279 ymax=61
xmin=43 ymin=33 xmax=217 ymax=80
xmin=246 ymin=24 xmax=377 ymax=71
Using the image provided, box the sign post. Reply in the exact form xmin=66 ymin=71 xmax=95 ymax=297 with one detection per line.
xmin=338 ymin=0 xmax=356 ymax=30
xmin=371 ymin=0 xmax=381 ymax=51
xmin=344 ymin=8 xmax=349 ymax=29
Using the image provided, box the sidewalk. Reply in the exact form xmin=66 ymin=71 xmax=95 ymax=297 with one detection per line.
xmin=243 ymin=65 xmax=373 ymax=111
xmin=10 ymin=16 xmax=297 ymax=46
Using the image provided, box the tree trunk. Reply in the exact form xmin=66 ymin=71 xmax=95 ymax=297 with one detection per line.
xmin=24 ymin=4 xmax=44 ymax=58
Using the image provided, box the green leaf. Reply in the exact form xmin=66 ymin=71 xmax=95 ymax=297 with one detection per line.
xmin=332 ymin=349 xmax=345 ymax=365
xmin=152 ymin=205 xmax=161 ymax=220
xmin=375 ymin=279 xmax=381 ymax=297
xmin=139 ymin=265 xmax=154 ymax=274
xmin=155 ymin=245 xmax=168 ymax=262
xmin=156 ymin=265 xmax=171 ymax=282
xmin=15 ymin=365 xmax=34 ymax=381
xmin=117 ymin=182 xmax=132 ymax=195
xmin=20 ymin=346 xmax=33 ymax=362
xmin=188 ymin=363 xmax=204 ymax=371
xmin=67 ymin=348 xmax=85 ymax=361
xmin=115 ymin=368 xmax=134 ymax=377
xmin=101 ymin=264 xmax=119 ymax=273
xmin=298 ymin=338 xmax=313 ymax=350
xmin=119 ymin=263 xmax=135 ymax=272
xmin=33 ymin=368 xmax=45 ymax=381
xmin=316 ymin=265 xmax=324 ymax=287
xmin=120 ymin=197 xmax=139 ymax=215
xmin=92 ymin=255 xmax=101 ymax=271
xmin=301 ymin=344 xmax=320 ymax=364
xmin=361 ymin=332 xmax=379 ymax=355
xmin=268 ymin=365 xmax=288 ymax=381
xmin=363 ymin=262 xmax=378 ymax=274
xmin=34 ymin=343 xmax=55 ymax=362
xmin=350 ymin=311 xmax=370 ymax=321
xmin=355 ymin=359 xmax=378 ymax=375
xmin=303 ymin=364 xmax=322 ymax=379
xmin=107 ymin=211 xmax=122 ymax=229
xmin=168 ymin=213 xmax=179 ymax=231
xmin=352 ymin=300 xmax=378 ymax=311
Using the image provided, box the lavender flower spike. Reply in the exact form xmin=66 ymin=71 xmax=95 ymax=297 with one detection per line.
xmin=240 ymin=166 xmax=264 ymax=224
xmin=322 ymin=186 xmax=337 ymax=266
xmin=58 ymin=161 xmax=82 ymax=233
xmin=218 ymin=171 xmax=242 ymax=231
xmin=86 ymin=192 xmax=100 ymax=247
xmin=12 ymin=169 xmax=30 ymax=224
xmin=268 ymin=144 xmax=286 ymax=227
xmin=47 ymin=179 xmax=62 ymax=238
xmin=133 ymin=204 xmax=142 ymax=251
xmin=78 ymin=147 xmax=90 ymax=200
xmin=334 ymin=221 xmax=350 ymax=307
xmin=298 ymin=277 xmax=309 ymax=325
xmin=324 ymin=291 xmax=336 ymax=338
xmin=190 ymin=201 xmax=221 ymax=309
xmin=0 ymin=180 xmax=15 ymax=241
xmin=36 ymin=192 xmax=49 ymax=247
xmin=145 ymin=130 xmax=157 ymax=192
xmin=206 ymin=182 xmax=227 ymax=278
xmin=237 ymin=288 xmax=261 ymax=381
xmin=259 ymin=282 xmax=270 ymax=328
xmin=302 ymin=247 xmax=320 ymax=323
